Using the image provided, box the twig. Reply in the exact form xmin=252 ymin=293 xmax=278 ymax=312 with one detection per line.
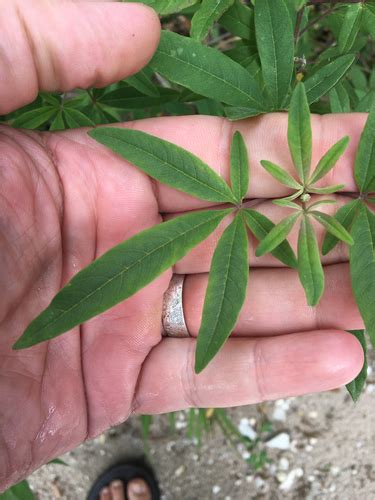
xmin=294 ymin=6 xmax=306 ymax=43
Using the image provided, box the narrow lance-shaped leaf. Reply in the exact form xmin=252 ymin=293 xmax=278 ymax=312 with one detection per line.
xmin=260 ymin=160 xmax=302 ymax=189
xmin=230 ymin=131 xmax=249 ymax=203
xmin=12 ymin=107 xmax=58 ymax=130
xmin=125 ymin=0 xmax=199 ymax=15
xmin=350 ymin=204 xmax=375 ymax=347
xmin=308 ymin=136 xmax=350 ymax=185
xmin=354 ymin=103 xmax=375 ymax=194
xmin=219 ymin=0 xmax=254 ymax=40
xmin=338 ymin=4 xmax=363 ymax=54
xmin=346 ymin=330 xmax=368 ymax=402
xmin=242 ymin=209 xmax=298 ymax=269
xmin=304 ymin=55 xmax=356 ymax=104
xmin=322 ymin=199 xmax=361 ymax=255
xmin=298 ymin=215 xmax=325 ymax=307
xmin=254 ymin=0 xmax=294 ymax=108
xmin=308 ymin=185 xmax=345 ymax=195
xmin=273 ymin=199 xmax=301 ymax=210
xmin=89 ymin=128 xmax=236 ymax=204
xmin=0 ymin=480 xmax=35 ymax=500
xmin=195 ymin=215 xmax=249 ymax=373
xmin=191 ymin=0 xmax=235 ymax=42
xmin=125 ymin=68 xmax=160 ymax=97
xmin=310 ymin=211 xmax=354 ymax=245
xmin=14 ymin=209 xmax=231 ymax=349
xmin=255 ymin=212 xmax=300 ymax=257
xmin=149 ymin=31 xmax=266 ymax=110
xmin=329 ymin=83 xmax=351 ymax=113
xmin=288 ymin=83 xmax=312 ymax=183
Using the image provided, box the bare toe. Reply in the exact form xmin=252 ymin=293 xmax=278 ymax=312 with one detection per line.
xmin=127 ymin=478 xmax=152 ymax=500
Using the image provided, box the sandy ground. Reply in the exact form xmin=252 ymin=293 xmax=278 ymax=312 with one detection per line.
xmin=28 ymin=354 xmax=375 ymax=500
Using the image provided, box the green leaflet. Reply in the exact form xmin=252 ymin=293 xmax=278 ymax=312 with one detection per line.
xmin=63 ymin=108 xmax=95 ymax=128
xmin=0 ymin=480 xmax=35 ymax=500
xmin=14 ymin=209 xmax=230 ymax=349
xmin=310 ymin=211 xmax=354 ymax=245
xmin=273 ymin=199 xmax=301 ymax=210
xmin=150 ymin=31 xmax=266 ymax=110
xmin=298 ymin=216 xmax=325 ymax=307
xmin=346 ymin=330 xmax=368 ymax=402
xmin=49 ymin=111 xmax=65 ymax=131
xmin=97 ymin=88 xmax=178 ymax=109
xmin=191 ymin=0 xmax=235 ymax=42
xmin=354 ymin=103 xmax=375 ymax=194
xmin=322 ymin=200 xmax=361 ymax=255
xmin=304 ymin=55 xmax=356 ymax=104
xmin=329 ymin=83 xmax=351 ymax=113
xmin=338 ymin=4 xmax=363 ymax=54
xmin=219 ymin=0 xmax=255 ymax=40
xmin=89 ymin=128 xmax=236 ymax=204
xmin=195 ymin=215 xmax=248 ymax=373
xmin=364 ymin=4 xmax=375 ymax=39
xmin=260 ymin=160 xmax=302 ymax=189
xmin=224 ymin=107 xmax=263 ymax=120
xmin=308 ymin=136 xmax=350 ymax=185
xmin=230 ymin=131 xmax=249 ymax=203
xmin=288 ymin=83 xmax=312 ymax=183
xmin=125 ymin=0 xmax=199 ymax=15
xmin=255 ymin=212 xmax=300 ymax=257
xmin=125 ymin=68 xmax=160 ymax=97
xmin=350 ymin=205 xmax=375 ymax=347
xmin=12 ymin=107 xmax=57 ymax=129
xmin=242 ymin=209 xmax=297 ymax=268
xmin=254 ymin=0 xmax=294 ymax=108
xmin=308 ymin=185 xmax=345 ymax=195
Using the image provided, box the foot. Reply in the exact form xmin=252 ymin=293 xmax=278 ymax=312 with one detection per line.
xmin=99 ymin=478 xmax=151 ymax=500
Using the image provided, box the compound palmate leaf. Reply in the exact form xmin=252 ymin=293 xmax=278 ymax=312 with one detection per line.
xmin=195 ymin=215 xmax=248 ymax=373
xmin=150 ymin=31 xmax=266 ymax=110
xmin=14 ymin=209 xmax=230 ymax=349
xmin=89 ymin=128 xmax=236 ymax=204
xmin=350 ymin=204 xmax=375 ymax=347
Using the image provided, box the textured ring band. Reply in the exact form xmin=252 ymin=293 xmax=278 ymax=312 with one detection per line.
xmin=162 ymin=274 xmax=190 ymax=338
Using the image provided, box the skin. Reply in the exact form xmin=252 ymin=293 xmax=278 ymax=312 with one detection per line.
xmin=0 ymin=0 xmax=365 ymax=493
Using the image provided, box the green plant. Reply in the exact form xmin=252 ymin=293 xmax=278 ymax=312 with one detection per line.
xmin=10 ymin=81 xmax=373 ymax=401
xmin=3 ymin=2 xmax=375 ymax=392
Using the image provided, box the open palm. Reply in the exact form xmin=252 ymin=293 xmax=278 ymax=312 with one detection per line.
xmin=0 ymin=0 xmax=364 ymax=491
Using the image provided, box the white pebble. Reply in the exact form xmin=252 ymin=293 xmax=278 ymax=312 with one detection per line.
xmin=174 ymin=465 xmax=185 ymax=477
xmin=279 ymin=468 xmax=304 ymax=492
xmin=266 ymin=433 xmax=290 ymax=450
xmin=238 ymin=418 xmax=257 ymax=440
xmin=212 ymin=485 xmax=221 ymax=495
xmin=279 ymin=457 xmax=290 ymax=471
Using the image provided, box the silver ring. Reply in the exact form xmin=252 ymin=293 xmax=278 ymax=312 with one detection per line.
xmin=162 ymin=274 xmax=190 ymax=338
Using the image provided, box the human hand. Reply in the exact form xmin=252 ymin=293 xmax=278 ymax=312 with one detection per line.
xmin=0 ymin=0 xmax=364 ymax=490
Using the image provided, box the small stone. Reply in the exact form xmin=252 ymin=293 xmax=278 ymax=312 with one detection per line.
xmin=266 ymin=432 xmax=290 ymax=450
xmin=307 ymin=475 xmax=315 ymax=482
xmin=329 ymin=485 xmax=337 ymax=493
xmin=279 ymin=457 xmax=290 ymax=471
xmin=276 ymin=471 xmax=288 ymax=483
xmin=175 ymin=421 xmax=187 ymax=430
xmin=308 ymin=411 xmax=318 ymax=419
xmin=212 ymin=485 xmax=221 ymax=495
xmin=238 ymin=418 xmax=257 ymax=440
xmin=246 ymin=475 xmax=254 ymax=483
xmin=174 ymin=465 xmax=185 ymax=477
xmin=279 ymin=468 xmax=304 ymax=492
xmin=309 ymin=438 xmax=318 ymax=446
xmin=235 ymin=479 xmax=242 ymax=487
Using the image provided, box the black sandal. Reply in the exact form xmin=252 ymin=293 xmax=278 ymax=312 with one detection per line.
xmin=87 ymin=460 xmax=160 ymax=500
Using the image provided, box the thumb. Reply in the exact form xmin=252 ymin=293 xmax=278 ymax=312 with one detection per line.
xmin=0 ymin=0 xmax=160 ymax=114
